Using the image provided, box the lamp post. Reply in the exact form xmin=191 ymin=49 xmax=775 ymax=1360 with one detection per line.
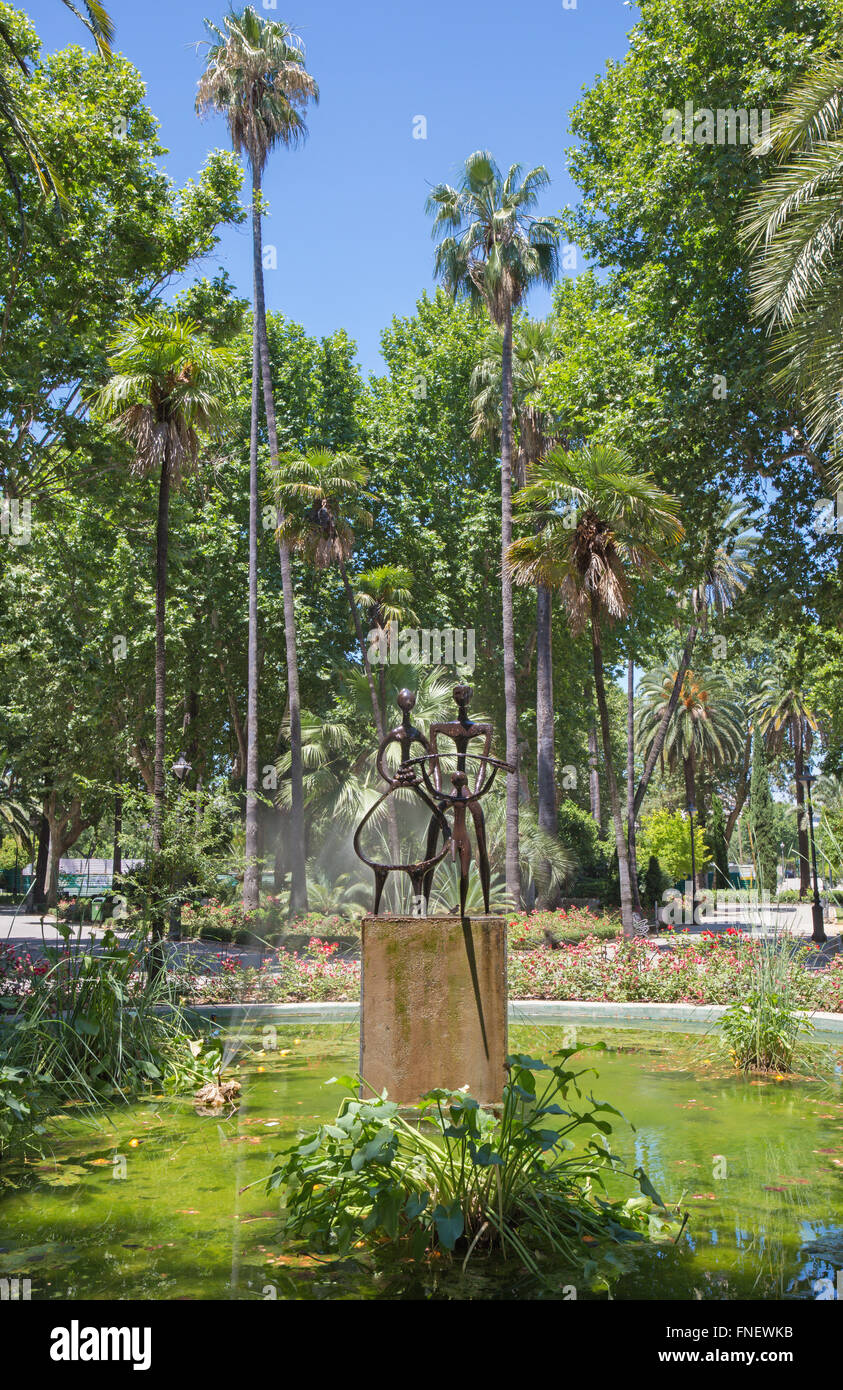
xmin=798 ymin=773 xmax=826 ymax=946
xmin=780 ymin=840 xmax=785 ymax=889
xmin=688 ymin=802 xmax=697 ymax=925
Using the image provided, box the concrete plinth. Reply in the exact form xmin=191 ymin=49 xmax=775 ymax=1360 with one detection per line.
xmin=360 ymin=914 xmax=507 ymax=1105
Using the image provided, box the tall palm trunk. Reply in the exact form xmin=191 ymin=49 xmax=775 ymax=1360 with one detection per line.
xmin=586 ymin=685 xmax=602 ymax=829
xmin=244 ymin=291 xmax=261 ymax=909
xmin=500 ymin=308 xmax=521 ymax=907
xmin=626 ymin=657 xmax=643 ymax=914
xmin=152 ymin=456 xmax=170 ymax=856
xmin=589 ymin=596 xmax=634 ymax=935
xmin=149 ymin=452 xmax=170 ymax=975
xmin=536 ymin=584 xmax=555 ymax=834
xmin=251 ymin=168 xmax=308 ymax=914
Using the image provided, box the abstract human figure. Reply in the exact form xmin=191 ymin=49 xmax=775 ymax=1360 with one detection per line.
xmin=417 ymin=685 xmax=509 ymax=917
xmin=353 ymin=688 xmax=451 ymax=915
xmin=353 ymin=686 xmax=511 ymax=918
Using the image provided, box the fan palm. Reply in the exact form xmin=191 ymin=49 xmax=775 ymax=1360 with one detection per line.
xmin=753 ymin=672 xmax=818 ymax=896
xmin=273 ymin=449 xmax=384 ymax=736
xmin=354 ymin=564 xmax=418 ymax=724
xmin=89 ymin=313 xmax=231 ymax=896
xmin=741 ymin=56 xmax=843 ymax=481
xmin=472 ymin=318 xmax=561 ymax=845
xmin=197 ymin=6 xmax=318 ymax=912
xmin=632 ymin=501 xmax=759 ymax=825
xmin=427 ymin=151 xmax=562 ymax=907
xmin=507 ymin=443 xmax=683 ymax=935
xmin=636 ymin=663 xmax=746 ymax=826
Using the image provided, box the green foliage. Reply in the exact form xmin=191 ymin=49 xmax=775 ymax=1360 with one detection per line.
xmin=0 ymin=18 xmax=244 ymax=500
xmin=556 ymin=799 xmax=605 ymax=876
xmin=267 ymin=1049 xmax=677 ymax=1283
xmin=639 ymin=808 xmax=710 ymax=883
xmin=643 ymin=854 xmax=668 ymax=908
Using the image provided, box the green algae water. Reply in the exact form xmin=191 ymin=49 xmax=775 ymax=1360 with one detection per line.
xmin=2 ymin=1019 xmax=843 ymax=1301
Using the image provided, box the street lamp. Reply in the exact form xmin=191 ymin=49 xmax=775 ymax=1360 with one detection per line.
xmin=172 ymin=754 xmax=192 ymax=783
xmin=798 ymin=773 xmax=826 ymax=946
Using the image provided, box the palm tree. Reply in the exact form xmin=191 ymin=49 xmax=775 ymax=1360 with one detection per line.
xmin=508 ymin=443 xmax=683 ymax=935
xmin=427 ymin=151 xmax=562 ymax=907
xmin=197 ymin=6 xmax=318 ymax=912
xmin=273 ymin=449 xmax=384 ymax=735
xmin=471 ymin=317 xmax=561 ymax=844
xmin=636 ymin=662 xmax=746 ymax=847
xmin=354 ymin=564 xmax=418 ymax=722
xmin=631 ymin=501 xmax=758 ymax=826
xmin=91 ymin=312 xmax=231 ymax=945
xmin=753 ymin=671 xmax=818 ymax=896
xmin=741 ymin=56 xmax=843 ymax=480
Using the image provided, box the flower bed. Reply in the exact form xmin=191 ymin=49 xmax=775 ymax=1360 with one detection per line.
xmin=4 ymin=930 xmax=842 ymax=1013
xmin=508 ymin=930 xmax=843 ymax=1010
xmin=509 ymin=907 xmax=621 ymax=948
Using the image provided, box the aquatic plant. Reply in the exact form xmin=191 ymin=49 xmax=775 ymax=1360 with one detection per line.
xmin=266 ymin=1047 xmax=681 ymax=1283
xmin=719 ymin=936 xmax=815 ymax=1072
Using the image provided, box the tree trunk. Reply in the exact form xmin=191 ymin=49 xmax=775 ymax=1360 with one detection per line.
xmin=586 ymin=686 xmax=602 ymax=830
xmin=151 ymin=456 xmax=170 ymax=857
xmin=589 ymin=597 xmax=634 ymax=935
xmin=149 ymin=452 xmax=171 ymax=975
xmin=632 ymin=621 xmax=698 ymax=820
xmin=30 ymin=807 xmax=50 ymax=908
xmin=252 ymin=166 xmax=308 ymax=915
xmin=626 ymin=657 xmax=643 ymax=914
xmin=244 ymin=219 xmax=262 ymax=910
xmin=536 ymin=584 xmax=556 ymax=834
xmin=500 ymin=308 xmax=521 ymax=907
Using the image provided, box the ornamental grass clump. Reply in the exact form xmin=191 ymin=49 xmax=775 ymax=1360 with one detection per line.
xmin=0 ymin=926 xmax=218 ymax=1111
xmin=719 ymin=935 xmax=815 ymax=1073
xmin=266 ymin=1046 xmax=680 ymax=1282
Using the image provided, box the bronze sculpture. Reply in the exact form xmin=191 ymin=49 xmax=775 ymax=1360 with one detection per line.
xmin=353 ymin=684 xmax=512 ymax=918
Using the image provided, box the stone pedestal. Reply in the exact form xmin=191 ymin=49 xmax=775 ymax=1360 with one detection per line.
xmin=360 ymin=914 xmax=507 ymax=1105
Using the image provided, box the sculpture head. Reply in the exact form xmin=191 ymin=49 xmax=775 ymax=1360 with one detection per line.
xmin=397 ymin=688 xmax=416 ymax=713
xmin=453 ymin=684 xmax=472 ymax=711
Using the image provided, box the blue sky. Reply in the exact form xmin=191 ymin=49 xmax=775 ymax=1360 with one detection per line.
xmin=27 ymin=0 xmax=638 ymax=375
